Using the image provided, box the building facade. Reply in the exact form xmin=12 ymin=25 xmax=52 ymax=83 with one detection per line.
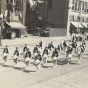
xmin=38 ymin=0 xmax=88 ymax=35
xmin=0 ymin=0 xmax=26 ymax=25
xmin=67 ymin=0 xmax=88 ymax=35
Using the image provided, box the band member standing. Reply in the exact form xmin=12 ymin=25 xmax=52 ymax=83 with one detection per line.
xmin=77 ymin=45 xmax=82 ymax=61
xmin=24 ymin=47 xmax=31 ymax=68
xmin=66 ymin=45 xmax=73 ymax=65
xmin=34 ymin=53 xmax=42 ymax=72
xmin=2 ymin=45 xmax=10 ymax=64
xmin=63 ymin=40 xmax=67 ymax=52
xmin=59 ymin=42 xmax=64 ymax=54
xmin=52 ymin=47 xmax=59 ymax=67
xmin=57 ymin=44 xmax=61 ymax=57
xmin=13 ymin=46 xmax=20 ymax=65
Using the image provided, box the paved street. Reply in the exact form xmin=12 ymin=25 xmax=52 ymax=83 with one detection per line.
xmin=0 ymin=36 xmax=88 ymax=88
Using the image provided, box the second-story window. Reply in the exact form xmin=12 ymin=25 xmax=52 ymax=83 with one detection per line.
xmin=39 ymin=3 xmax=42 ymax=7
xmin=87 ymin=3 xmax=88 ymax=13
xmin=6 ymin=0 xmax=9 ymax=3
xmin=11 ymin=0 xmax=13 ymax=3
xmin=77 ymin=1 xmax=80 ymax=11
xmin=48 ymin=0 xmax=52 ymax=9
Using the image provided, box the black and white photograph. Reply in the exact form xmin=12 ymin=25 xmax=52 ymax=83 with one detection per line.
xmin=0 ymin=0 xmax=88 ymax=88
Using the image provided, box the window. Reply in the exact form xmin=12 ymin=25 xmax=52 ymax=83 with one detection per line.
xmin=72 ymin=0 xmax=76 ymax=10
xmin=76 ymin=1 xmax=80 ymax=11
xmin=74 ymin=15 xmax=78 ymax=21
xmin=84 ymin=17 xmax=87 ymax=22
xmin=21 ymin=0 xmax=23 ymax=5
xmin=16 ymin=0 xmax=21 ymax=5
xmin=6 ymin=0 xmax=9 ymax=3
xmin=48 ymin=0 xmax=52 ymax=9
xmin=85 ymin=3 xmax=87 ymax=13
xmin=81 ymin=17 xmax=84 ymax=22
xmin=84 ymin=3 xmax=86 ymax=13
xmin=39 ymin=3 xmax=42 ymax=7
xmin=75 ymin=1 xmax=77 ymax=11
xmin=11 ymin=0 xmax=13 ymax=3
xmin=72 ymin=0 xmax=80 ymax=12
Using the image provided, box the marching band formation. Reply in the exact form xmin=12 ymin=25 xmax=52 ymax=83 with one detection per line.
xmin=2 ymin=37 xmax=87 ymax=72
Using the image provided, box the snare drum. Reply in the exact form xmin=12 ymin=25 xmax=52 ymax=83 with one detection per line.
xmin=25 ymin=57 xmax=30 ymax=61
xmin=13 ymin=55 xmax=18 ymax=59
xmin=43 ymin=54 xmax=48 ymax=58
xmin=3 ymin=53 xmax=8 ymax=57
xmin=68 ymin=54 xmax=72 ymax=58
xmin=34 ymin=53 xmax=38 ymax=57
xmin=53 ymin=56 xmax=57 ymax=60
xmin=35 ymin=59 xmax=40 ymax=64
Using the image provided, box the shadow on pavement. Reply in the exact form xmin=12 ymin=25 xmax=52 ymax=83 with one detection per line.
xmin=69 ymin=62 xmax=80 ymax=65
xmin=23 ymin=70 xmax=36 ymax=73
xmin=41 ymin=65 xmax=52 ymax=68
xmin=0 ymin=63 xmax=4 ymax=66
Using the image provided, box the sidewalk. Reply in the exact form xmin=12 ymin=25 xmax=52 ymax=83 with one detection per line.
xmin=1 ymin=35 xmax=88 ymax=88
xmin=1 ymin=35 xmax=71 ymax=47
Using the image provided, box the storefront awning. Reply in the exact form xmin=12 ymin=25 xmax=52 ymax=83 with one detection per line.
xmin=71 ymin=22 xmax=83 ymax=28
xmin=81 ymin=23 xmax=87 ymax=28
xmin=6 ymin=22 xmax=26 ymax=29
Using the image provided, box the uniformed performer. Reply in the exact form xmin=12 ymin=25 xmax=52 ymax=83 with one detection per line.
xmin=39 ymin=41 xmax=42 ymax=49
xmin=48 ymin=41 xmax=54 ymax=52
xmin=66 ymin=45 xmax=73 ymax=65
xmin=63 ymin=40 xmax=67 ymax=52
xmin=23 ymin=43 xmax=28 ymax=58
xmin=71 ymin=33 xmax=75 ymax=42
xmin=42 ymin=46 xmax=48 ymax=65
xmin=34 ymin=53 xmax=42 ymax=72
xmin=57 ymin=44 xmax=62 ymax=57
xmin=60 ymin=42 xmax=63 ymax=51
xmin=80 ymin=44 xmax=85 ymax=57
xmin=24 ymin=47 xmax=31 ymax=68
xmin=77 ymin=45 xmax=82 ymax=61
xmin=37 ymin=45 xmax=42 ymax=54
xmin=82 ymin=39 xmax=86 ymax=48
xmin=79 ymin=34 xmax=82 ymax=42
xmin=2 ymin=45 xmax=10 ymax=64
xmin=52 ymin=47 xmax=59 ymax=67
xmin=13 ymin=46 xmax=20 ymax=65
xmin=32 ymin=44 xmax=38 ymax=59
xmin=71 ymin=40 xmax=77 ymax=53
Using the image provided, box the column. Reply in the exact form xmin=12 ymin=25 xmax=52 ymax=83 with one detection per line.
xmin=13 ymin=0 xmax=15 ymax=4
xmin=67 ymin=0 xmax=73 ymax=36
xmin=22 ymin=0 xmax=26 ymax=25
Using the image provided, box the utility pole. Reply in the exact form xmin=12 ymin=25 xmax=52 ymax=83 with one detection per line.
xmin=7 ymin=0 xmax=11 ymax=23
